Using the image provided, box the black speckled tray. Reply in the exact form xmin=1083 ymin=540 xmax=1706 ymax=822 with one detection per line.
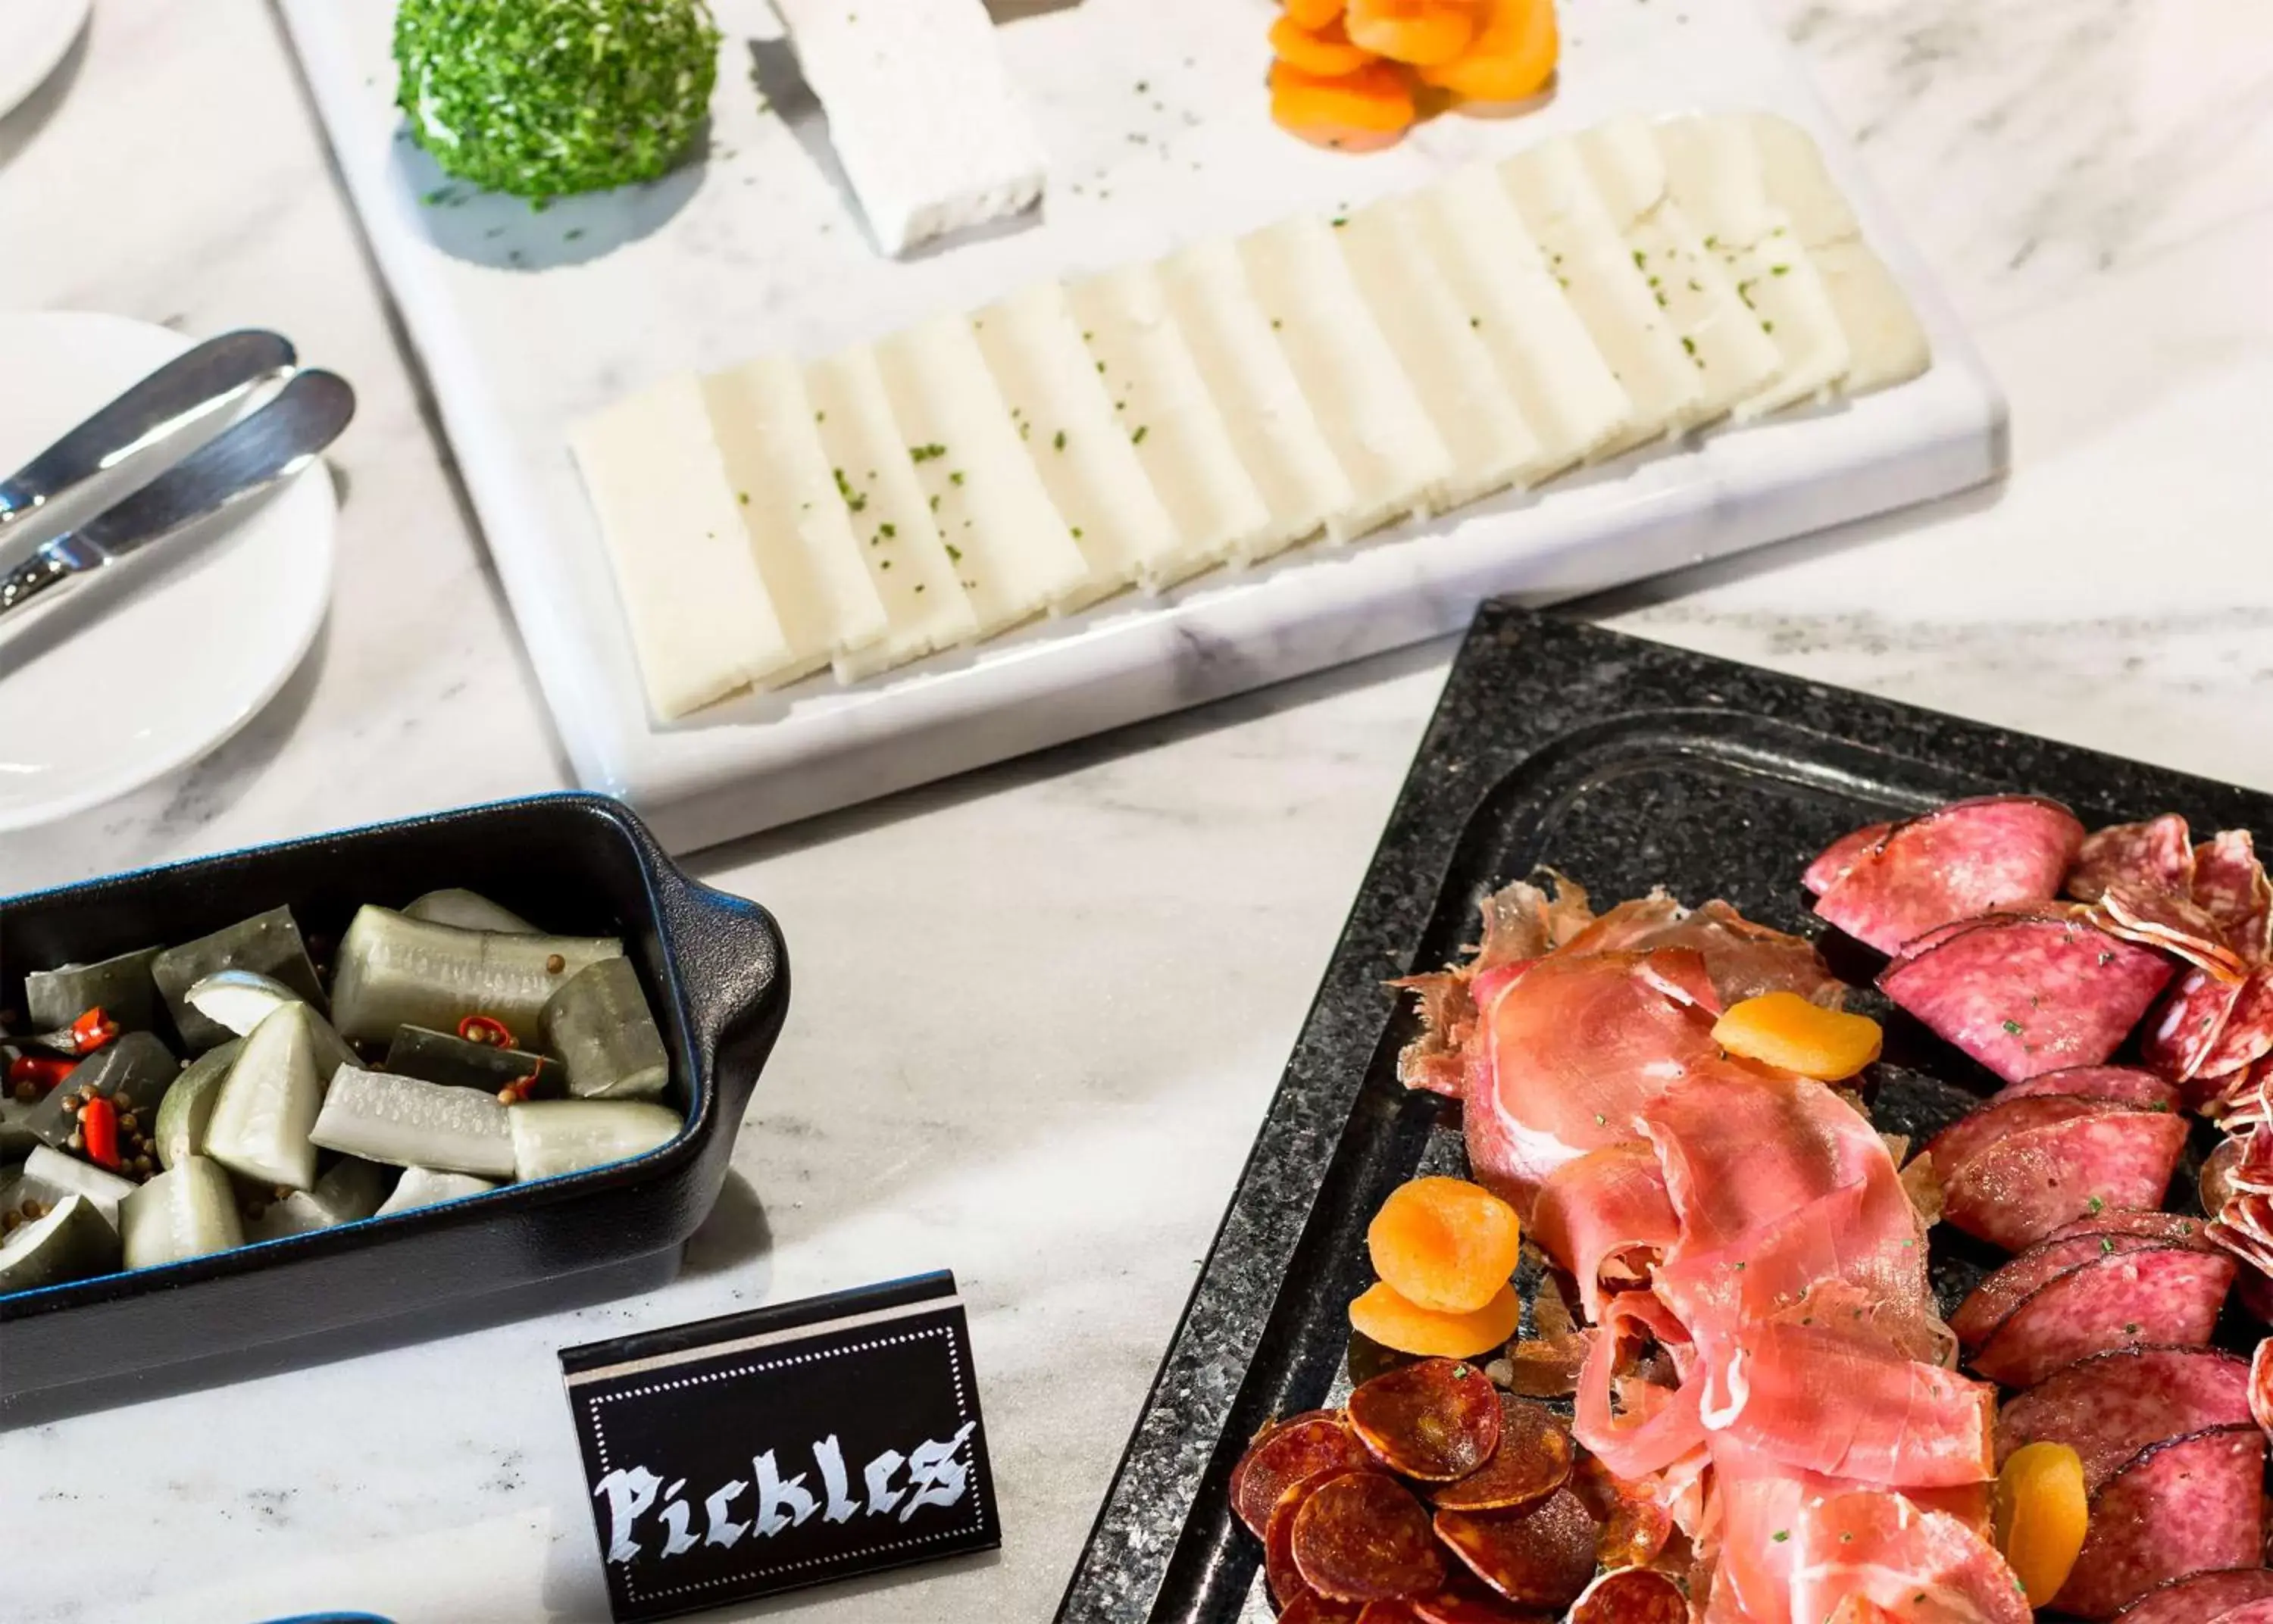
xmin=1055 ymin=604 xmax=2268 ymax=1624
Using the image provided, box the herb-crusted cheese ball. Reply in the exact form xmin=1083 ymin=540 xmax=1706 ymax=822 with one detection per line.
xmin=394 ymin=0 xmax=721 ymax=199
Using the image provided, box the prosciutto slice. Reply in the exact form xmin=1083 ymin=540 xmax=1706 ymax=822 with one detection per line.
xmin=1531 ymin=1143 xmax=1680 ymax=1321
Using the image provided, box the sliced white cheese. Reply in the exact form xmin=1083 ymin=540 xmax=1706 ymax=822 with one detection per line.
xmin=1809 ymin=237 xmax=1932 ymax=394
xmin=567 ymin=375 xmax=794 ymax=721
xmin=1737 ymin=114 xmax=1930 ymax=395
xmin=771 ymin=0 xmax=1046 ymax=256
xmin=1576 ymin=117 xmax=1780 ymax=426
xmin=1339 ymin=195 xmax=1544 ymax=509
xmin=875 ymin=315 xmax=1094 ymax=635
xmin=702 ymin=357 xmax=890 ymax=682
xmin=974 ymin=282 xmax=1198 ymax=594
xmin=1158 ymin=238 xmax=1353 ymax=561
xmin=1412 ymin=164 xmax=1631 ymax=476
xmin=1240 ymin=214 xmax=1454 ymax=539
xmin=804 ymin=347 xmax=980 ymax=675
xmin=1068 ymin=264 xmax=1271 ymax=569
xmin=1656 ymin=113 xmax=1852 ymax=414
xmin=1502 ymin=139 xmax=1704 ymax=452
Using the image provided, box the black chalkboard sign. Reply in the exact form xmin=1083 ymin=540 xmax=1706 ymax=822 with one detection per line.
xmin=561 ymin=1270 xmax=999 ymax=1621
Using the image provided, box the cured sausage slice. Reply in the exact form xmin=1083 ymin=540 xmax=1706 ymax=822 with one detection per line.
xmin=2195 ymin=829 xmax=2273 ymax=963
xmin=2053 ymin=1426 xmax=2266 ymax=1619
xmin=1268 ymin=1469 xmax=1349 ymax=1609
xmin=1234 ymin=1411 xmax=1376 ymax=1538
xmin=1568 ymin=1568 xmax=1689 ymax=1624
xmin=1406 ymin=1577 xmax=1555 ymax=1622
xmin=2068 ymin=817 xmax=2195 ymax=905
xmin=1988 ymin=1066 xmax=2179 ymax=1110
xmin=1926 ymin=1093 xmax=2121 ymax=1189
xmin=2040 ymin=1208 xmax=2211 ymax=1248
xmin=1349 ymin=1359 xmax=1504 ymax=1482
xmin=1292 ymin=1472 xmax=1447 ymax=1604
xmin=1935 ymin=1104 xmax=2188 ymax=1252
xmin=1951 ymin=1231 xmax=2168 ymax=1353
xmin=1569 ymin=1454 xmax=1674 ymax=1570
xmin=1808 ymin=796 xmax=2084 ymax=955
xmin=1969 ymin=1245 xmax=2237 ymax=1388
xmin=1877 ymin=915 xmax=2173 ymax=1084
xmin=2140 ymin=966 xmax=2246 ymax=1082
xmin=2112 ymin=1567 xmax=2273 ymax=1624
xmin=1993 ymin=1345 xmax=2253 ymax=1491
xmin=1428 ymin=1396 xmax=1573 ymax=1513
xmin=1434 ymin=1488 xmax=1602 ymax=1610
xmin=2252 ymin=1338 xmax=2273 ymax=1440
xmin=1280 ymin=1595 xmax=1365 ymax=1624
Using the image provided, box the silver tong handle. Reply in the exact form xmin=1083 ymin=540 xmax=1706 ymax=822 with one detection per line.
xmin=0 ymin=329 xmax=297 ymax=521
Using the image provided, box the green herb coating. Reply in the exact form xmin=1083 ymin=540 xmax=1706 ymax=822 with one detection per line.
xmin=394 ymin=0 xmax=721 ymax=200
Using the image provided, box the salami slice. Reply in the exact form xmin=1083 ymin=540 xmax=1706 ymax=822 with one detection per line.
xmin=1268 ymin=1473 xmax=1333 ymax=1609
xmin=1926 ymin=1093 xmax=2118 ymax=1188
xmin=2196 ymin=830 xmax=2273 ymax=963
xmin=2252 ymin=1338 xmax=2273 ymax=1439
xmin=1569 ymin=1454 xmax=1674 ymax=1571
xmin=2068 ymin=817 xmax=2195 ymax=905
xmin=1990 ymin=1066 xmax=2180 ymax=1111
xmin=2211 ymin=1601 xmax=2273 ymax=1624
xmin=1568 ymin=1568 xmax=1688 ymax=1624
xmin=2200 ymin=967 xmax=2273 ymax=1080
xmin=1349 ymin=1360 xmax=1504 ymax=1483
xmin=1434 ymin=1488 xmax=1601 ymax=1610
xmin=1950 ymin=1232 xmax=2170 ymax=1350
xmin=2113 ymin=1568 xmax=2273 ymax=1624
xmin=1291 ymin=1472 xmax=1446 ymax=1604
xmin=2040 ymin=1208 xmax=2212 ymax=1248
xmin=1429 ymin=1398 xmax=1573 ymax=1513
xmin=1970 ymin=1245 xmax=2237 ymax=1388
xmin=1809 ymin=796 xmax=2084 ymax=954
xmin=2140 ymin=966 xmax=2246 ymax=1082
xmin=2094 ymin=884 xmax=2246 ymax=982
xmin=1804 ymin=820 xmax=1893 ymax=897
xmin=1235 ymin=1411 xmax=1376 ymax=1538
xmin=1937 ymin=1106 xmax=2188 ymax=1251
xmin=1993 ymin=1345 xmax=2253 ymax=1490
xmin=1877 ymin=916 xmax=2174 ymax=1084
xmin=2052 ymin=1426 xmax=2265 ymax=1619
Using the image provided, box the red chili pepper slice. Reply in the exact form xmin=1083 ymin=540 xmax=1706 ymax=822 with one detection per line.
xmin=81 ymin=1095 xmax=121 ymax=1171
xmin=6 ymin=1055 xmax=76 ymax=1094
xmin=67 ymin=1007 xmax=119 ymax=1056
xmin=458 ymin=1014 xmax=514 ymax=1048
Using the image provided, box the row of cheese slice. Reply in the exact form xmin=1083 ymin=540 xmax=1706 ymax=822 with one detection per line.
xmin=574 ymin=111 xmax=1931 ymax=722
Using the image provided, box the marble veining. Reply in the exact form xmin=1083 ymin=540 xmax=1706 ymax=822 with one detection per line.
xmin=2 ymin=1 xmax=2272 ymax=1621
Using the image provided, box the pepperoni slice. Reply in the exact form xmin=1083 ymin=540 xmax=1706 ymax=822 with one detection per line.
xmin=1408 ymin=1579 xmax=1554 ymax=1623
xmin=1434 ymin=1488 xmax=1602 ymax=1610
xmin=1571 ymin=1455 xmax=1674 ymax=1570
xmin=1268 ymin=1473 xmax=1343 ymax=1610
xmin=1234 ymin=1411 xmax=1375 ymax=1538
xmin=1349 ymin=1358 xmax=1503 ymax=1482
xmin=1353 ymin=1602 xmax=1427 ymax=1623
xmin=1280 ymin=1595 xmax=1364 ymax=1624
xmin=1430 ymin=1396 xmax=1573 ymax=1513
xmin=1292 ymin=1472 xmax=1447 ymax=1603
xmin=1568 ymin=1568 xmax=1689 ymax=1624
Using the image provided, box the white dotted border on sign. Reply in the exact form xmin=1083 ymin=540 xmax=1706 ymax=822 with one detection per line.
xmin=586 ymin=1321 xmax=986 ymax=1604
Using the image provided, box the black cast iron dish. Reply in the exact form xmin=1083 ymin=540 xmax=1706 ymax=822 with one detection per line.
xmin=0 ymin=794 xmax=788 ymax=1427
xmin=1055 ymin=604 xmax=2272 ymax=1624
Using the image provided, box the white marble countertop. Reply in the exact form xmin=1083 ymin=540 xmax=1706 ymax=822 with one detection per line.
xmin=5 ymin=2 xmax=2272 ymax=1620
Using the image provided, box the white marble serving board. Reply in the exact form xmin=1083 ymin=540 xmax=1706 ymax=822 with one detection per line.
xmin=279 ymin=0 xmax=2003 ymax=854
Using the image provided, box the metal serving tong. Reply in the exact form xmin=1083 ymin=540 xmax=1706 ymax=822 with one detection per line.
xmin=0 ymin=368 xmax=357 ymax=628
xmin=0 ymin=329 xmax=299 ymax=565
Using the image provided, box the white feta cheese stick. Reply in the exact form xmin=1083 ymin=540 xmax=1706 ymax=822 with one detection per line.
xmin=1576 ymin=117 xmax=1780 ymax=426
xmin=1743 ymin=114 xmax=1928 ymax=393
xmin=1339 ymin=195 xmax=1546 ymax=510
xmin=1501 ymin=139 xmax=1704 ymax=454
xmin=875 ymin=314 xmax=1095 ymax=635
xmin=1157 ymin=239 xmax=1353 ymax=561
xmin=1411 ymin=164 xmax=1631 ymax=476
xmin=1068 ymin=264 xmax=1271 ymax=570
xmin=1655 ymin=113 xmax=1851 ymax=414
xmin=974 ymin=283 xmax=1197 ymax=595
xmin=568 ymin=376 xmax=794 ymax=721
xmin=771 ymin=0 xmax=1046 ymax=257
xmin=805 ymin=347 xmax=981 ymax=676
xmin=703 ymin=357 xmax=889 ymax=683
xmin=1240 ymin=215 xmax=1454 ymax=539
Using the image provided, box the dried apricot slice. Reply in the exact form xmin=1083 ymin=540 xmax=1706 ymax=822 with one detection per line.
xmin=1368 ymin=1176 xmax=1522 ymax=1313
xmin=1271 ymin=11 xmax=1378 ymax=76
xmin=1269 ymin=58 xmax=1418 ymax=153
xmin=1711 ymin=990 xmax=1884 ymax=1080
xmin=1416 ymin=0 xmax=1558 ymax=102
xmin=1349 ymin=1280 xmax=1521 ymax=1360
xmin=1286 ymin=0 xmax=1348 ymax=27
xmin=1993 ymin=1440 xmax=2087 ymax=1606
xmin=1345 ymin=0 xmax=1480 ymax=66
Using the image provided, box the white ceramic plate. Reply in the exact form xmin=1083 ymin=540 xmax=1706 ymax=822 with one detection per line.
xmin=0 ymin=312 xmax=335 ymax=832
xmin=0 ymin=0 xmax=89 ymax=123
